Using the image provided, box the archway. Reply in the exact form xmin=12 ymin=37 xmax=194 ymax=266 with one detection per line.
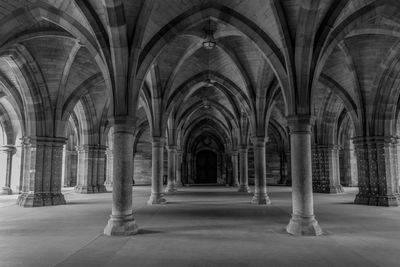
xmin=195 ymin=150 xmax=218 ymax=184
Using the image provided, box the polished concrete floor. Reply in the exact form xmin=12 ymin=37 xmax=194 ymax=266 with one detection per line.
xmin=1 ymin=186 xmax=400 ymax=267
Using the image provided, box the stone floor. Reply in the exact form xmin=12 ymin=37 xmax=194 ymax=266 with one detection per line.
xmin=1 ymin=186 xmax=400 ymax=267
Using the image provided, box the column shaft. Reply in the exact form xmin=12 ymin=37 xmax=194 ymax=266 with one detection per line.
xmin=165 ymin=146 xmax=177 ymax=192
xmin=231 ymin=151 xmax=239 ymax=187
xmin=1 ymin=145 xmax=16 ymax=195
xmin=75 ymin=145 xmax=107 ymax=193
xmin=353 ymin=136 xmax=400 ymax=206
xmin=17 ymin=137 xmax=66 ymax=207
xmin=286 ymin=116 xmax=322 ymax=236
xmin=176 ymin=151 xmax=182 ymax=187
xmin=105 ymin=149 xmax=113 ymax=188
xmin=104 ymin=123 xmax=138 ymax=236
xmin=147 ymin=137 xmax=166 ymax=204
xmin=312 ymin=145 xmax=344 ymax=193
xmin=251 ymin=137 xmax=271 ymax=204
xmin=238 ymin=147 xmax=251 ymax=192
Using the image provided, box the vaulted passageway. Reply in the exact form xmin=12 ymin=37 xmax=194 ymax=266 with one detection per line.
xmin=0 ymin=2 xmax=400 ymax=257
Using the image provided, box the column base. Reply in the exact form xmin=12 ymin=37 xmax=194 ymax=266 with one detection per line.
xmin=286 ymin=214 xmax=322 ymax=236
xmin=165 ymin=184 xmax=178 ymax=193
xmin=251 ymin=193 xmax=271 ymax=205
xmin=147 ymin=193 xmax=167 ymax=205
xmin=74 ymin=185 xmax=94 ymax=194
xmin=97 ymin=185 xmax=108 ymax=193
xmin=238 ymin=185 xmax=251 ymax=193
xmin=17 ymin=192 xmax=66 ymax=207
xmin=329 ymin=185 xmax=344 ymax=194
xmin=1 ymin=187 xmax=12 ymax=195
xmin=104 ymin=214 xmax=139 ymax=236
xmin=354 ymin=193 xmax=400 ymax=207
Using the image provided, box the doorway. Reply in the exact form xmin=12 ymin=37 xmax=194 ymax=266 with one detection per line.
xmin=196 ymin=150 xmax=217 ymax=184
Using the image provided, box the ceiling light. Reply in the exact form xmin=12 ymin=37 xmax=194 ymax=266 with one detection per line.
xmin=203 ymin=20 xmax=216 ymax=50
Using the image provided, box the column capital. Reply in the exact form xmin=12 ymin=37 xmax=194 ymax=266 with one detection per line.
xmin=1 ymin=145 xmax=16 ymax=154
xmin=352 ymin=136 xmax=397 ymax=146
xmin=313 ymin=144 xmax=340 ymax=151
xmin=238 ymin=145 xmax=249 ymax=153
xmin=152 ymin=137 xmax=166 ymax=147
xmin=231 ymin=150 xmax=238 ymax=156
xmin=251 ymin=136 xmax=268 ymax=147
xmin=166 ymin=145 xmax=177 ymax=152
xmin=111 ymin=116 xmax=136 ymax=127
xmin=22 ymin=136 xmax=67 ymax=146
xmin=286 ymin=115 xmax=314 ymax=133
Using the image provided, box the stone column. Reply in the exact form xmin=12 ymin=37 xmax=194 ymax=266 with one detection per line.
xmin=251 ymin=137 xmax=271 ymax=204
xmin=17 ymin=137 xmax=67 ymax=207
xmin=238 ymin=146 xmax=251 ymax=192
xmin=105 ymin=148 xmax=113 ymax=188
xmin=75 ymin=145 xmax=107 ymax=193
xmin=176 ymin=150 xmax=183 ymax=187
xmin=286 ymin=116 xmax=322 ymax=236
xmin=165 ymin=146 xmax=177 ymax=192
xmin=63 ymin=149 xmax=78 ymax=187
xmin=104 ymin=121 xmax=138 ymax=236
xmin=353 ymin=136 xmax=400 ymax=206
xmin=231 ymin=150 xmax=239 ymax=187
xmin=312 ymin=145 xmax=344 ymax=193
xmin=187 ymin=153 xmax=192 ymax=184
xmin=147 ymin=137 xmax=167 ymax=204
xmin=1 ymin=145 xmax=16 ymax=195
xmin=285 ymin=151 xmax=292 ymax=186
xmin=96 ymin=145 xmax=107 ymax=193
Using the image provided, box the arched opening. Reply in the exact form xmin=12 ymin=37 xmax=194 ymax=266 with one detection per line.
xmin=195 ymin=149 xmax=218 ymax=184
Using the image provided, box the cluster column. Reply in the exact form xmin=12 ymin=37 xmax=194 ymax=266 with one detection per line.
xmin=1 ymin=145 xmax=16 ymax=195
xmin=312 ymin=145 xmax=344 ymax=193
xmin=231 ymin=150 xmax=239 ymax=187
xmin=251 ymin=137 xmax=271 ymax=204
xmin=238 ymin=146 xmax=251 ymax=192
xmin=353 ymin=136 xmax=400 ymax=206
xmin=75 ymin=145 xmax=107 ymax=193
xmin=286 ymin=116 xmax=322 ymax=236
xmin=147 ymin=137 xmax=167 ymax=204
xmin=105 ymin=148 xmax=113 ymax=188
xmin=63 ymin=148 xmax=78 ymax=187
xmin=175 ymin=150 xmax=183 ymax=187
xmin=104 ymin=120 xmax=138 ymax=236
xmin=18 ymin=136 xmax=67 ymax=207
xmin=165 ymin=146 xmax=177 ymax=192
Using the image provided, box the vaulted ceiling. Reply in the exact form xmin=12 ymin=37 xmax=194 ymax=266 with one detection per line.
xmin=0 ymin=0 xmax=399 ymax=148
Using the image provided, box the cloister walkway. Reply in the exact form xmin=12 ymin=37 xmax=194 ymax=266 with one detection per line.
xmin=1 ymin=186 xmax=399 ymax=267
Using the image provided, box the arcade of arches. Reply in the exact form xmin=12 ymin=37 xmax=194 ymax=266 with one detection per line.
xmin=1 ymin=0 xmax=400 ymax=243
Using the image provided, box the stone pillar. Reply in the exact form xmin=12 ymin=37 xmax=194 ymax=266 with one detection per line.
xmin=17 ymin=137 xmax=67 ymax=207
xmin=105 ymin=148 xmax=113 ymax=188
xmin=147 ymin=137 xmax=166 ymax=204
xmin=353 ymin=136 xmax=400 ymax=206
xmin=312 ymin=145 xmax=344 ymax=193
xmin=75 ymin=145 xmax=107 ymax=193
xmin=165 ymin=146 xmax=177 ymax=192
xmin=104 ymin=121 xmax=138 ymax=236
xmin=63 ymin=149 xmax=78 ymax=187
xmin=1 ymin=145 xmax=16 ymax=195
xmin=176 ymin=150 xmax=183 ymax=187
xmin=238 ymin=146 xmax=251 ymax=192
xmin=231 ymin=150 xmax=239 ymax=187
xmin=251 ymin=137 xmax=271 ymax=204
xmin=285 ymin=151 xmax=292 ymax=186
xmin=286 ymin=116 xmax=322 ymax=236
xmin=187 ymin=153 xmax=192 ymax=184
